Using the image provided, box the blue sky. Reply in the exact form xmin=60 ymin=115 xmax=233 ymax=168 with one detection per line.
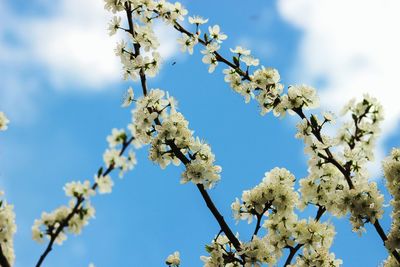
xmin=0 ymin=0 xmax=400 ymax=266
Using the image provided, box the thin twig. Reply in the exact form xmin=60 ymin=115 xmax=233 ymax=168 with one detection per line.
xmin=35 ymin=137 xmax=134 ymax=267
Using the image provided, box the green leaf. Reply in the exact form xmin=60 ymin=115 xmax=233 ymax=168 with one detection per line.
xmin=97 ymin=167 xmax=103 ymax=177
xmin=233 ymin=56 xmax=240 ymax=66
xmin=310 ymin=114 xmax=319 ymax=129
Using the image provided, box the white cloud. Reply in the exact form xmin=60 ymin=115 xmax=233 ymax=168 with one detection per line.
xmin=15 ymin=0 xmax=178 ymax=89
xmin=277 ymin=0 xmax=400 ymax=176
xmin=0 ymin=0 xmax=179 ymax=123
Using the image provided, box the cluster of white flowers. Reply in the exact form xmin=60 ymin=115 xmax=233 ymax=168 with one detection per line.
xmin=223 ymin=56 xmax=319 ymax=117
xmin=105 ymin=128 xmax=137 ymax=178
xmin=382 ymin=255 xmax=399 ymax=267
xmin=337 ymin=95 xmax=383 ymax=174
xmin=0 ymin=192 xmax=17 ymax=265
xmin=231 ymin=168 xmax=298 ymax=223
xmin=382 ymin=149 xmax=400 ymax=255
xmin=240 ymin=236 xmax=275 ymax=267
xmin=104 ymin=0 xmax=192 ymax=82
xmin=114 ymin=23 xmax=161 ymax=79
xmin=32 ymin=180 xmax=96 ymax=245
xmin=288 ymin=247 xmax=342 ymax=267
xmin=32 ymin=201 xmax=95 ymax=245
xmin=129 ymin=89 xmax=221 ymax=187
xmin=97 ymin=0 xmax=399 ymax=266
xmin=165 ymin=251 xmax=180 ymax=266
xmin=200 ymin=235 xmax=243 ymax=267
xmin=0 ymin=115 xmax=16 ymax=265
xmin=262 ymin=211 xmax=340 ymax=266
xmin=230 ymin=168 xmax=341 ymax=265
xmin=275 ymin=85 xmax=319 ymax=116
xmin=0 ymin=112 xmax=10 ymax=131
xmin=295 ymin=96 xmax=385 ymax=233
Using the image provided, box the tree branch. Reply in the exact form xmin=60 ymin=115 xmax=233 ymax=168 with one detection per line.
xmin=127 ymin=6 xmax=400 ymax=265
xmin=251 ymin=203 xmax=271 ymax=241
xmin=0 ymin=244 xmax=10 ymax=267
xmin=373 ymin=220 xmax=400 ymax=263
xmin=124 ymin=6 xmax=243 ymax=256
xmin=35 ymin=137 xmax=134 ymax=267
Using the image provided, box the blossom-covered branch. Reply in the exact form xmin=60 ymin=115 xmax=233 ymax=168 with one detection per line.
xmin=34 ymin=135 xmax=136 ymax=267
xmin=102 ymin=0 xmax=400 ymax=265
xmin=112 ymin=2 xmax=245 ymax=261
xmin=158 ymin=9 xmax=399 ymax=264
xmin=0 ymin=113 xmax=17 ymax=267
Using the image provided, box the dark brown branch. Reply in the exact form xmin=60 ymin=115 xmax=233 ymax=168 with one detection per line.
xmin=125 ymin=4 xmax=148 ymax=96
xmin=125 ymin=7 xmax=243 ymax=255
xmin=251 ymin=203 xmax=271 ymax=241
xmin=0 ymin=244 xmax=10 ymax=267
xmin=163 ymin=138 xmax=242 ymax=252
xmin=373 ymin=220 xmax=400 ymax=263
xmin=127 ymin=6 xmax=400 ymax=265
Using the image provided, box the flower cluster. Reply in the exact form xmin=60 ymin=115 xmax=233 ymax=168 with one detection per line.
xmin=165 ymin=251 xmax=181 ymax=266
xmin=231 ymin=168 xmax=298 ymax=223
xmin=104 ymin=0 xmax=192 ymax=82
xmin=275 ymin=85 xmax=319 ymax=116
xmin=240 ymin=236 xmax=275 ymax=266
xmin=382 ymin=149 xmax=400 ymax=254
xmin=382 ymin=255 xmax=399 ymax=267
xmin=32 ymin=182 xmax=96 ymax=245
xmin=0 ymin=192 xmax=17 ymax=265
xmin=231 ymin=168 xmax=340 ymax=265
xmin=292 ymin=96 xmax=385 ymax=233
xmin=223 ymin=54 xmax=320 ymax=117
xmin=129 ymin=89 xmax=221 ymax=188
xmin=337 ymin=95 xmax=383 ymax=176
xmin=114 ymin=25 xmax=161 ymax=80
xmin=0 ymin=115 xmax=16 ymax=265
xmin=105 ymin=128 xmax=137 ymax=178
xmin=200 ymin=235 xmax=243 ymax=267
xmin=0 ymin=112 xmax=9 ymax=131
xmin=288 ymin=247 xmax=342 ymax=267
xmin=95 ymin=0 xmax=397 ymax=266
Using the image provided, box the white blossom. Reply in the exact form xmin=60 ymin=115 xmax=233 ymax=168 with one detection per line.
xmin=107 ymin=128 xmax=127 ymax=148
xmin=95 ymin=174 xmax=114 ymax=194
xmin=108 ymin=16 xmax=121 ymax=36
xmin=0 ymin=112 xmax=10 ymax=131
xmin=177 ymin=33 xmax=198 ymax=55
xmin=64 ymin=180 xmax=95 ymax=199
xmin=230 ymin=46 xmax=251 ymax=56
xmin=165 ymin=251 xmax=180 ymax=266
xmin=208 ymin=25 xmax=227 ymax=42
xmin=122 ymin=87 xmax=135 ymax=108
xmin=0 ymin=192 xmax=17 ymax=265
xmin=189 ymin=16 xmax=208 ymax=25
